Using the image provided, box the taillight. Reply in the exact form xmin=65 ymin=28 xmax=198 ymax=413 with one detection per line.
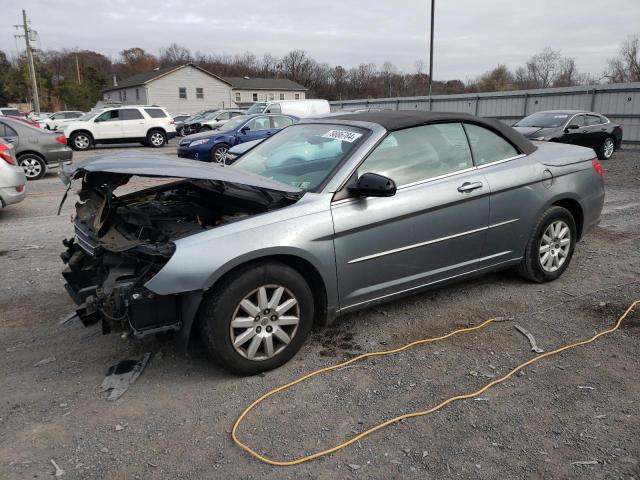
xmin=0 ymin=144 xmax=15 ymax=165
xmin=169 ymin=119 xmax=176 ymax=125
xmin=16 ymin=185 xmax=24 ymax=193
xmin=592 ymin=158 xmax=603 ymax=177
xmin=56 ymin=136 xmax=67 ymax=145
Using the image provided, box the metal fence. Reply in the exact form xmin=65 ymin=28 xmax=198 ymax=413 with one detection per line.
xmin=330 ymin=82 xmax=640 ymax=144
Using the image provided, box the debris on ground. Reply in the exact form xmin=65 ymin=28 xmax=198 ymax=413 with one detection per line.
xmin=50 ymin=458 xmax=64 ymax=477
xmin=514 ymin=324 xmax=545 ymax=353
xmin=33 ymin=356 xmax=56 ymax=367
xmin=571 ymin=459 xmax=599 ymax=466
xmin=99 ymin=353 xmax=151 ymax=401
xmin=577 ymin=385 xmax=596 ymax=390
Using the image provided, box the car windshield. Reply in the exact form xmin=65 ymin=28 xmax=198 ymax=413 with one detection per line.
xmin=232 ymin=123 xmax=367 ymax=191
xmin=247 ymin=102 xmax=267 ymax=114
xmin=78 ymin=112 xmax=98 ymax=121
xmin=218 ymin=115 xmax=248 ymax=132
xmin=515 ymin=112 xmax=570 ymax=128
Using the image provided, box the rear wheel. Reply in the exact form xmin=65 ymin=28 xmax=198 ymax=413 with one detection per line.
xmin=597 ymin=137 xmax=615 ymax=160
xmin=211 ymin=143 xmax=230 ymax=164
xmin=517 ymin=206 xmax=576 ymax=282
xmin=18 ymin=154 xmax=47 ymax=180
xmin=70 ymin=132 xmax=92 ymax=151
xmin=197 ymin=261 xmax=314 ymax=375
xmin=146 ymin=130 xmax=166 ymax=148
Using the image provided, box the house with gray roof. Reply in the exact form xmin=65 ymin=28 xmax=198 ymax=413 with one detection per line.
xmin=102 ymin=63 xmax=307 ymax=115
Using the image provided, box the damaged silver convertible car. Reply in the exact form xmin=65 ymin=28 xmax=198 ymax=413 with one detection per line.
xmin=60 ymin=111 xmax=605 ymax=375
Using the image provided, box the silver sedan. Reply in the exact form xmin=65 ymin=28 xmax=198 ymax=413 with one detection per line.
xmin=60 ymin=111 xmax=604 ymax=375
xmin=0 ymin=139 xmax=27 ymax=208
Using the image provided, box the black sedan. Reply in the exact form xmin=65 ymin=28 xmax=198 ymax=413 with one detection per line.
xmin=513 ymin=110 xmax=623 ymax=160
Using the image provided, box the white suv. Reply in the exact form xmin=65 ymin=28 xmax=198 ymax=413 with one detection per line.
xmin=63 ymin=106 xmax=176 ymax=151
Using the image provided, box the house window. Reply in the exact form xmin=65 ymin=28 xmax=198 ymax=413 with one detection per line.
xmin=196 ymin=88 xmax=204 ymax=99
xmin=252 ymin=93 xmax=258 ymax=102
xmin=123 ymin=90 xmax=127 ymax=101
xmin=279 ymin=93 xmax=285 ymax=100
xmin=179 ymin=87 xmax=187 ymax=99
xmin=295 ymin=93 xmax=300 ymax=100
xmin=106 ymin=93 xmax=110 ymax=100
xmin=118 ymin=91 xmax=122 ymax=101
xmin=268 ymin=93 xmax=274 ymax=101
xmin=135 ymin=88 xmax=140 ymax=101
xmin=235 ymin=92 xmax=241 ymax=103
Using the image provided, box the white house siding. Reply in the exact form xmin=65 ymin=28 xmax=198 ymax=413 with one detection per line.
xmin=104 ymin=87 xmax=148 ymax=104
xmin=146 ymin=66 xmax=234 ymax=115
xmin=233 ymin=90 xmax=306 ymax=104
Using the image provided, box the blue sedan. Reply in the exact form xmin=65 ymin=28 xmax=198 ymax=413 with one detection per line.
xmin=177 ymin=113 xmax=298 ymax=163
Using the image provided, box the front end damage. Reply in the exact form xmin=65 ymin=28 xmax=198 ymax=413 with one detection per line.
xmin=60 ymin=158 xmax=300 ymax=340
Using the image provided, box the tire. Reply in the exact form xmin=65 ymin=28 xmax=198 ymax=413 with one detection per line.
xmin=70 ymin=132 xmax=92 ymax=151
xmin=146 ymin=129 xmax=166 ymax=148
xmin=197 ymin=261 xmax=314 ymax=376
xmin=517 ymin=206 xmax=576 ymax=283
xmin=597 ymin=136 xmax=615 ymax=160
xmin=210 ymin=143 xmax=230 ymax=164
xmin=18 ymin=154 xmax=47 ymax=180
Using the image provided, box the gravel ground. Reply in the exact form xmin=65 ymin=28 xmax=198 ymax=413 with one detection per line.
xmin=1 ymin=143 xmax=639 ymax=479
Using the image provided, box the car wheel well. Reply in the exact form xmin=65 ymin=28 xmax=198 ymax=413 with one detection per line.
xmin=70 ymin=129 xmax=93 ymax=139
xmin=209 ymin=255 xmax=328 ymax=325
xmin=17 ymin=150 xmax=45 ymax=161
xmin=147 ymin=127 xmax=166 ymax=136
xmin=552 ymin=199 xmax=583 ymax=240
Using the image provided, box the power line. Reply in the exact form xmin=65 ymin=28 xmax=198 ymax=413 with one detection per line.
xmin=13 ymin=9 xmax=40 ymax=114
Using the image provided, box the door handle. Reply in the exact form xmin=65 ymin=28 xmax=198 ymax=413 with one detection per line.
xmin=457 ymin=181 xmax=483 ymax=193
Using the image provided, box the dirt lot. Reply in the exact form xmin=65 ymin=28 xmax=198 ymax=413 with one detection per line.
xmin=1 ymin=143 xmax=639 ymax=479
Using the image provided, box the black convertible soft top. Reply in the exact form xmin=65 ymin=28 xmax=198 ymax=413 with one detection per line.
xmin=329 ymin=110 xmax=537 ymax=155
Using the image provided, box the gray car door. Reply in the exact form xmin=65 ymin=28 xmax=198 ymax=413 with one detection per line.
xmin=462 ymin=123 xmax=537 ymax=269
xmin=331 ymin=122 xmax=490 ymax=311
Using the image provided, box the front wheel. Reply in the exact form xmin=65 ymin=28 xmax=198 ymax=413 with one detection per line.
xmin=18 ymin=154 xmax=47 ymax=180
xmin=597 ymin=137 xmax=615 ymax=160
xmin=197 ymin=262 xmax=314 ymax=375
xmin=210 ymin=143 xmax=230 ymax=164
xmin=517 ymin=206 xmax=576 ymax=283
xmin=146 ymin=130 xmax=166 ymax=148
xmin=70 ymin=132 xmax=92 ymax=151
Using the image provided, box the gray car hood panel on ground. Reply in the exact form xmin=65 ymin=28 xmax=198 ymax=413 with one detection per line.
xmin=60 ymin=153 xmax=302 ymax=193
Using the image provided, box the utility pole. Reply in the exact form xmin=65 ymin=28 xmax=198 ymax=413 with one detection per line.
xmin=75 ymin=53 xmax=82 ymax=85
xmin=14 ymin=10 xmax=40 ymax=114
xmin=428 ymin=0 xmax=435 ymax=111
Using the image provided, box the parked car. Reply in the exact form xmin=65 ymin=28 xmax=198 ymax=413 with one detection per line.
xmin=0 ymin=138 xmax=27 ymax=207
xmin=173 ymin=113 xmax=191 ymax=124
xmin=0 ymin=116 xmax=72 ymax=180
xmin=177 ymin=113 xmax=298 ymax=163
xmin=246 ymin=99 xmax=330 ymax=117
xmin=6 ymin=115 xmax=41 ymax=128
xmin=63 ymin=106 xmax=176 ymax=151
xmin=59 ymin=111 xmax=604 ymax=375
xmin=176 ymin=109 xmax=219 ymax=136
xmin=40 ymin=111 xmax=84 ymax=130
xmin=513 ymin=110 xmax=623 ymax=160
xmin=193 ymin=109 xmax=245 ymax=133
xmin=0 ymin=107 xmax=24 ymax=117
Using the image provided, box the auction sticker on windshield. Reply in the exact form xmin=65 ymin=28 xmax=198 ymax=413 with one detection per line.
xmin=322 ymin=129 xmax=363 ymax=142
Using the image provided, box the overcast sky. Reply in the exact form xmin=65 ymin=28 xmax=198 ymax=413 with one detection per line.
xmin=2 ymin=0 xmax=639 ymax=80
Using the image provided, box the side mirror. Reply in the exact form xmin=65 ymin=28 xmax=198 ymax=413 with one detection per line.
xmin=349 ymin=172 xmax=397 ymax=198
xmin=240 ymin=126 xmax=250 ymax=134
xmin=566 ymin=124 xmax=580 ymax=131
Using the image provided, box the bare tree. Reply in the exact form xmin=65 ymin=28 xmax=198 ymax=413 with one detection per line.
xmin=605 ymin=35 xmax=640 ymax=83
xmin=159 ymin=44 xmax=192 ymax=67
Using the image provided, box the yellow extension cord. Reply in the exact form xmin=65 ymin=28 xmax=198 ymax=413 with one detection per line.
xmin=232 ymin=300 xmax=639 ymax=466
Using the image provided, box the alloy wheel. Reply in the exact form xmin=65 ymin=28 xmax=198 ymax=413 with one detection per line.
xmin=539 ymin=220 xmax=571 ymax=272
xmin=230 ymin=285 xmax=300 ymax=361
xmin=150 ymin=132 xmax=165 ymax=146
xmin=20 ymin=157 xmax=42 ymax=179
xmin=74 ymin=134 xmax=90 ymax=150
xmin=603 ymin=138 xmax=614 ymax=159
xmin=213 ymin=146 xmax=228 ymax=163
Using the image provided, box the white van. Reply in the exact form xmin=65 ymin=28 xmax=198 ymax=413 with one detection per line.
xmin=246 ymin=99 xmax=330 ymax=118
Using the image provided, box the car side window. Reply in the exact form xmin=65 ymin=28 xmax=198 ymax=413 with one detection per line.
xmin=271 ymin=116 xmax=294 ymax=129
xmin=0 ymin=122 xmax=18 ymax=137
xmin=52 ymin=113 xmax=63 ymax=119
xmin=246 ymin=116 xmax=271 ymax=131
xmin=96 ymin=110 xmax=119 ymax=122
xmin=231 ymin=112 xmax=244 ymax=118
xmin=358 ymin=123 xmax=474 ymax=186
xmin=570 ymin=115 xmax=585 ymax=127
xmin=463 ymin=124 xmax=519 ymax=166
xmin=216 ymin=112 xmax=231 ymax=121
xmin=120 ymin=109 xmax=144 ymax=120
xmin=265 ymin=104 xmax=281 ymax=114
xmin=586 ymin=114 xmax=602 ymax=126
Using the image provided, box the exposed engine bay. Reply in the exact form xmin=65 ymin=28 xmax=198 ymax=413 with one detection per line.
xmin=61 ymin=170 xmax=299 ymax=337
